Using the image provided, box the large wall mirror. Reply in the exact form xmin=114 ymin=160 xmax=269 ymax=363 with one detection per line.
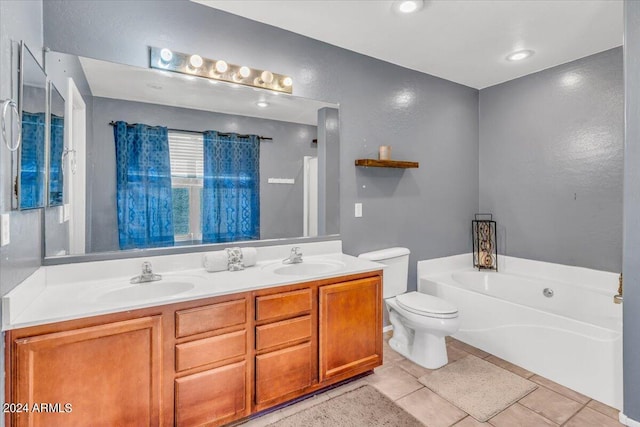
xmin=16 ymin=43 xmax=47 ymax=210
xmin=44 ymin=51 xmax=340 ymax=260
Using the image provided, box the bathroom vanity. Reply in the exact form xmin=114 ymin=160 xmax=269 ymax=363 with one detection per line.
xmin=3 ymin=243 xmax=382 ymax=427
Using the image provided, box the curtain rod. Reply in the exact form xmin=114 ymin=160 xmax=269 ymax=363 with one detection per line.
xmin=108 ymin=121 xmax=273 ymax=141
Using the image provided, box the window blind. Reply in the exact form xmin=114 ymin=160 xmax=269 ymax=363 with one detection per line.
xmin=168 ymin=131 xmax=203 ymax=178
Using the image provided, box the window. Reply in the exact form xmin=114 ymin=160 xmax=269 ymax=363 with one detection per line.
xmin=168 ymin=131 xmax=203 ymax=242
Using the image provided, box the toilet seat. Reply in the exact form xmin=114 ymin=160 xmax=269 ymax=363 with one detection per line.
xmin=396 ymin=292 xmax=458 ymax=319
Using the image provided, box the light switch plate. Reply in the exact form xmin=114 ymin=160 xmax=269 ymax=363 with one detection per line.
xmin=355 ymin=203 xmax=362 ymax=218
xmin=1 ymin=213 xmax=10 ymax=246
xmin=63 ymin=203 xmax=71 ymax=222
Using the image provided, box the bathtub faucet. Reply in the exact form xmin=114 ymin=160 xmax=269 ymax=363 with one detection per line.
xmin=614 ymin=273 xmax=623 ymax=304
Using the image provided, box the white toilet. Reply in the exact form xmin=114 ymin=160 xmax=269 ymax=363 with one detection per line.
xmin=359 ymin=247 xmax=459 ymax=369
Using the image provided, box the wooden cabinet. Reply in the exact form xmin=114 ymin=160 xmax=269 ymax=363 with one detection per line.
xmin=174 ymin=296 xmax=251 ymax=427
xmin=319 ymin=277 xmax=383 ymax=381
xmin=6 ymin=271 xmax=382 ymax=427
xmin=253 ymin=287 xmax=316 ymax=410
xmin=175 ymin=361 xmax=247 ymax=427
xmin=11 ymin=316 xmax=162 ymax=427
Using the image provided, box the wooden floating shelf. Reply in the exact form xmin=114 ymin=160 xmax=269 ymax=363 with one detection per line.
xmin=354 ymin=159 xmax=419 ymax=169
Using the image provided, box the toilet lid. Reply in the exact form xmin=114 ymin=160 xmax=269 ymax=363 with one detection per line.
xmin=396 ymin=292 xmax=458 ymax=317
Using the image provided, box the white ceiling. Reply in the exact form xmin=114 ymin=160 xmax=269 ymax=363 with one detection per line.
xmin=195 ymin=0 xmax=623 ymax=89
xmin=79 ymin=57 xmax=337 ymax=125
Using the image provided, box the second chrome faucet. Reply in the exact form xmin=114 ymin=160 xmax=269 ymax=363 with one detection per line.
xmin=282 ymin=247 xmax=303 ymax=264
xmin=130 ymin=261 xmax=163 ymax=284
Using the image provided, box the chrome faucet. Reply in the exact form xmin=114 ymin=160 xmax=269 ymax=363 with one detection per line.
xmin=282 ymin=247 xmax=303 ymax=264
xmin=130 ymin=261 xmax=162 ymax=284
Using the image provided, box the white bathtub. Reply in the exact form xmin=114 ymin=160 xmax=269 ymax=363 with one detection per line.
xmin=417 ymin=254 xmax=623 ymax=409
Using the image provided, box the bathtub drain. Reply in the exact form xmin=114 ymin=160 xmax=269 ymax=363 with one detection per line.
xmin=543 ymin=288 xmax=554 ymax=298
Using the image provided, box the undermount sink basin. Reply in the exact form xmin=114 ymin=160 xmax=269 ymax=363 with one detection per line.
xmin=264 ymin=259 xmax=346 ymax=276
xmin=98 ymin=281 xmax=195 ymax=303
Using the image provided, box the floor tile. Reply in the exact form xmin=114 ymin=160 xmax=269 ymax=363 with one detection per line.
xmin=382 ymin=340 xmax=405 ymax=365
xmin=529 ymin=375 xmax=589 ymax=404
xmin=396 ymin=387 xmax=466 ymax=427
xmin=518 ymin=386 xmax=582 ymax=424
xmin=365 ymin=365 xmax=423 ymax=400
xmin=449 ymin=339 xmax=490 ymax=359
xmin=484 ymin=355 xmax=534 ymax=378
xmin=586 ymin=399 xmax=620 ymax=420
xmin=489 ymin=403 xmax=558 ymax=427
xmin=564 ymin=406 xmax=624 ymax=427
xmin=447 ymin=344 xmax=471 ymax=362
xmin=454 ymin=415 xmax=492 ymax=426
xmin=397 ymin=358 xmax=435 ymax=379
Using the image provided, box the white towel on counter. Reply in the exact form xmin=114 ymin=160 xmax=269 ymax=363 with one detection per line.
xmin=203 ymin=250 xmax=228 ymax=272
xmin=241 ymin=247 xmax=258 ymax=267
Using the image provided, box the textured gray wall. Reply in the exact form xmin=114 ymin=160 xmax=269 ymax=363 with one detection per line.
xmin=43 ymin=0 xmax=480 ymax=288
xmin=479 ymin=48 xmax=623 ymax=273
xmin=89 ymin=97 xmax=317 ymax=252
xmin=0 ymin=0 xmax=44 ymax=296
xmin=624 ymin=0 xmax=640 ymax=420
xmin=0 ymin=0 xmax=45 ymax=421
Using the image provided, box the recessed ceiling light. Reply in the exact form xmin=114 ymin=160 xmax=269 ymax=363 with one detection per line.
xmin=393 ymin=0 xmax=424 ymax=14
xmin=506 ymin=50 xmax=534 ymax=61
xmin=256 ymin=101 xmax=269 ymax=108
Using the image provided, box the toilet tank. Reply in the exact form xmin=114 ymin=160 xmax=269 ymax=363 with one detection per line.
xmin=358 ymin=247 xmax=410 ymax=299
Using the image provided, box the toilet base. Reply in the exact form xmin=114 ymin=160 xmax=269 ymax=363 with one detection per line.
xmin=387 ymin=310 xmax=451 ymax=370
xmin=389 ymin=331 xmax=449 ymax=370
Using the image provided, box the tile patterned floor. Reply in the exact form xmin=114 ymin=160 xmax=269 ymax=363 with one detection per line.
xmin=239 ymin=334 xmax=623 ymax=427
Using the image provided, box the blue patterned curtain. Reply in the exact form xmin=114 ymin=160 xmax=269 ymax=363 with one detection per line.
xmin=114 ymin=121 xmax=174 ymax=249
xmin=202 ymin=131 xmax=260 ymax=243
xmin=19 ymin=112 xmax=46 ymax=209
xmin=48 ymin=115 xmax=64 ymax=206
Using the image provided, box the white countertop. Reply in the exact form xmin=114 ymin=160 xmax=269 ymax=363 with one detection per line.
xmin=3 ymin=241 xmax=383 ymax=330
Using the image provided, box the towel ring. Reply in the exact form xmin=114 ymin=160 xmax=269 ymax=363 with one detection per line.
xmin=1 ymin=99 xmax=21 ymax=152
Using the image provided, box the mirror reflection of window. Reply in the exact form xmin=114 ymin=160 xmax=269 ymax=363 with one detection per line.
xmin=18 ymin=44 xmax=47 ymax=210
xmin=169 ymin=131 xmax=203 ymax=243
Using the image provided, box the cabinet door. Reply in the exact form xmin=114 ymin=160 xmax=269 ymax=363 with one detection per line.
xmin=13 ymin=316 xmax=162 ymax=427
xmin=319 ymin=277 xmax=382 ymax=381
xmin=175 ymin=361 xmax=247 ymax=427
xmin=255 ymin=342 xmax=312 ymax=405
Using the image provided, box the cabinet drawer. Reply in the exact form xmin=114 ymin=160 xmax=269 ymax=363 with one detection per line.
xmin=175 ymin=361 xmax=247 ymax=427
xmin=176 ymin=330 xmax=246 ymax=372
xmin=255 ymin=289 xmax=312 ymax=322
xmin=176 ymin=299 xmax=246 ymax=338
xmin=255 ymin=342 xmax=312 ymax=404
xmin=256 ymin=315 xmax=311 ymax=351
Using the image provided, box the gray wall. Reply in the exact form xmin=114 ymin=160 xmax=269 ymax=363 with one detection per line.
xmin=479 ymin=48 xmax=623 ymax=273
xmin=43 ymin=0 xmax=480 ymax=288
xmin=0 ymin=0 xmax=45 ymax=422
xmin=0 ymin=1 xmax=44 ymax=295
xmin=89 ymin=97 xmax=317 ymax=252
xmin=624 ymin=0 xmax=640 ymax=420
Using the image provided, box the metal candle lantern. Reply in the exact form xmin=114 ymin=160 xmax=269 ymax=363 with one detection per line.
xmin=472 ymin=213 xmax=497 ymax=271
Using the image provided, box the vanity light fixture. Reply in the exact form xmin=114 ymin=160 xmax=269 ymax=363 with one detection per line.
xmin=189 ymin=54 xmax=203 ymax=69
xmin=149 ymin=47 xmax=293 ymax=94
xmin=159 ymin=48 xmax=173 ymax=63
xmin=393 ymin=0 xmax=425 ymax=14
xmin=506 ymin=49 xmax=534 ymax=61
xmin=214 ymin=60 xmax=228 ymax=74
xmin=238 ymin=66 xmax=251 ymax=78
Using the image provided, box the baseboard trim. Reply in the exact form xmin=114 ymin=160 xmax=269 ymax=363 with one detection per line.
xmin=383 ymin=325 xmax=393 ymax=333
xmin=620 ymin=412 xmax=640 ymax=426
